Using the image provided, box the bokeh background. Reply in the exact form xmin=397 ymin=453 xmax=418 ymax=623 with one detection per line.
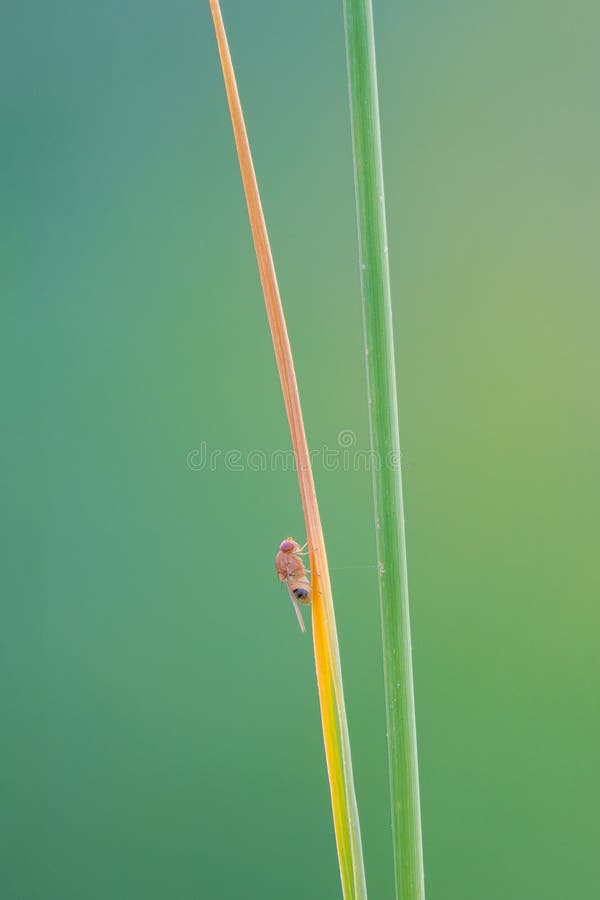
xmin=2 ymin=1 xmax=599 ymax=898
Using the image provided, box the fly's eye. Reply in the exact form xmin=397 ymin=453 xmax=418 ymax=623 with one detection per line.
xmin=293 ymin=588 xmax=309 ymax=599
xmin=279 ymin=539 xmax=295 ymax=552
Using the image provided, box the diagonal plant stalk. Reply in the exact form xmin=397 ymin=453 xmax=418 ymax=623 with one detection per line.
xmin=342 ymin=2 xmax=426 ymax=899
xmin=208 ymin=3 xmax=367 ymax=897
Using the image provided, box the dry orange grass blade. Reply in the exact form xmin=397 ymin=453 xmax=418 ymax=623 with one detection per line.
xmin=209 ymin=2 xmax=367 ymax=896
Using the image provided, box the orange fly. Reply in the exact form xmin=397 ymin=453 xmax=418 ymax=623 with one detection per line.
xmin=275 ymin=538 xmax=311 ymax=633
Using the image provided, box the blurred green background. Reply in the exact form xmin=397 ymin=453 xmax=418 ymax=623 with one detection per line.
xmin=2 ymin=1 xmax=599 ymax=897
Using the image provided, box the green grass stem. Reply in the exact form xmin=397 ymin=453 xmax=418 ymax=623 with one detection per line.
xmin=342 ymin=3 xmax=426 ymax=898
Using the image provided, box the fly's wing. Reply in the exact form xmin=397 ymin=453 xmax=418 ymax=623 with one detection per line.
xmin=285 ymin=581 xmax=307 ymax=633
